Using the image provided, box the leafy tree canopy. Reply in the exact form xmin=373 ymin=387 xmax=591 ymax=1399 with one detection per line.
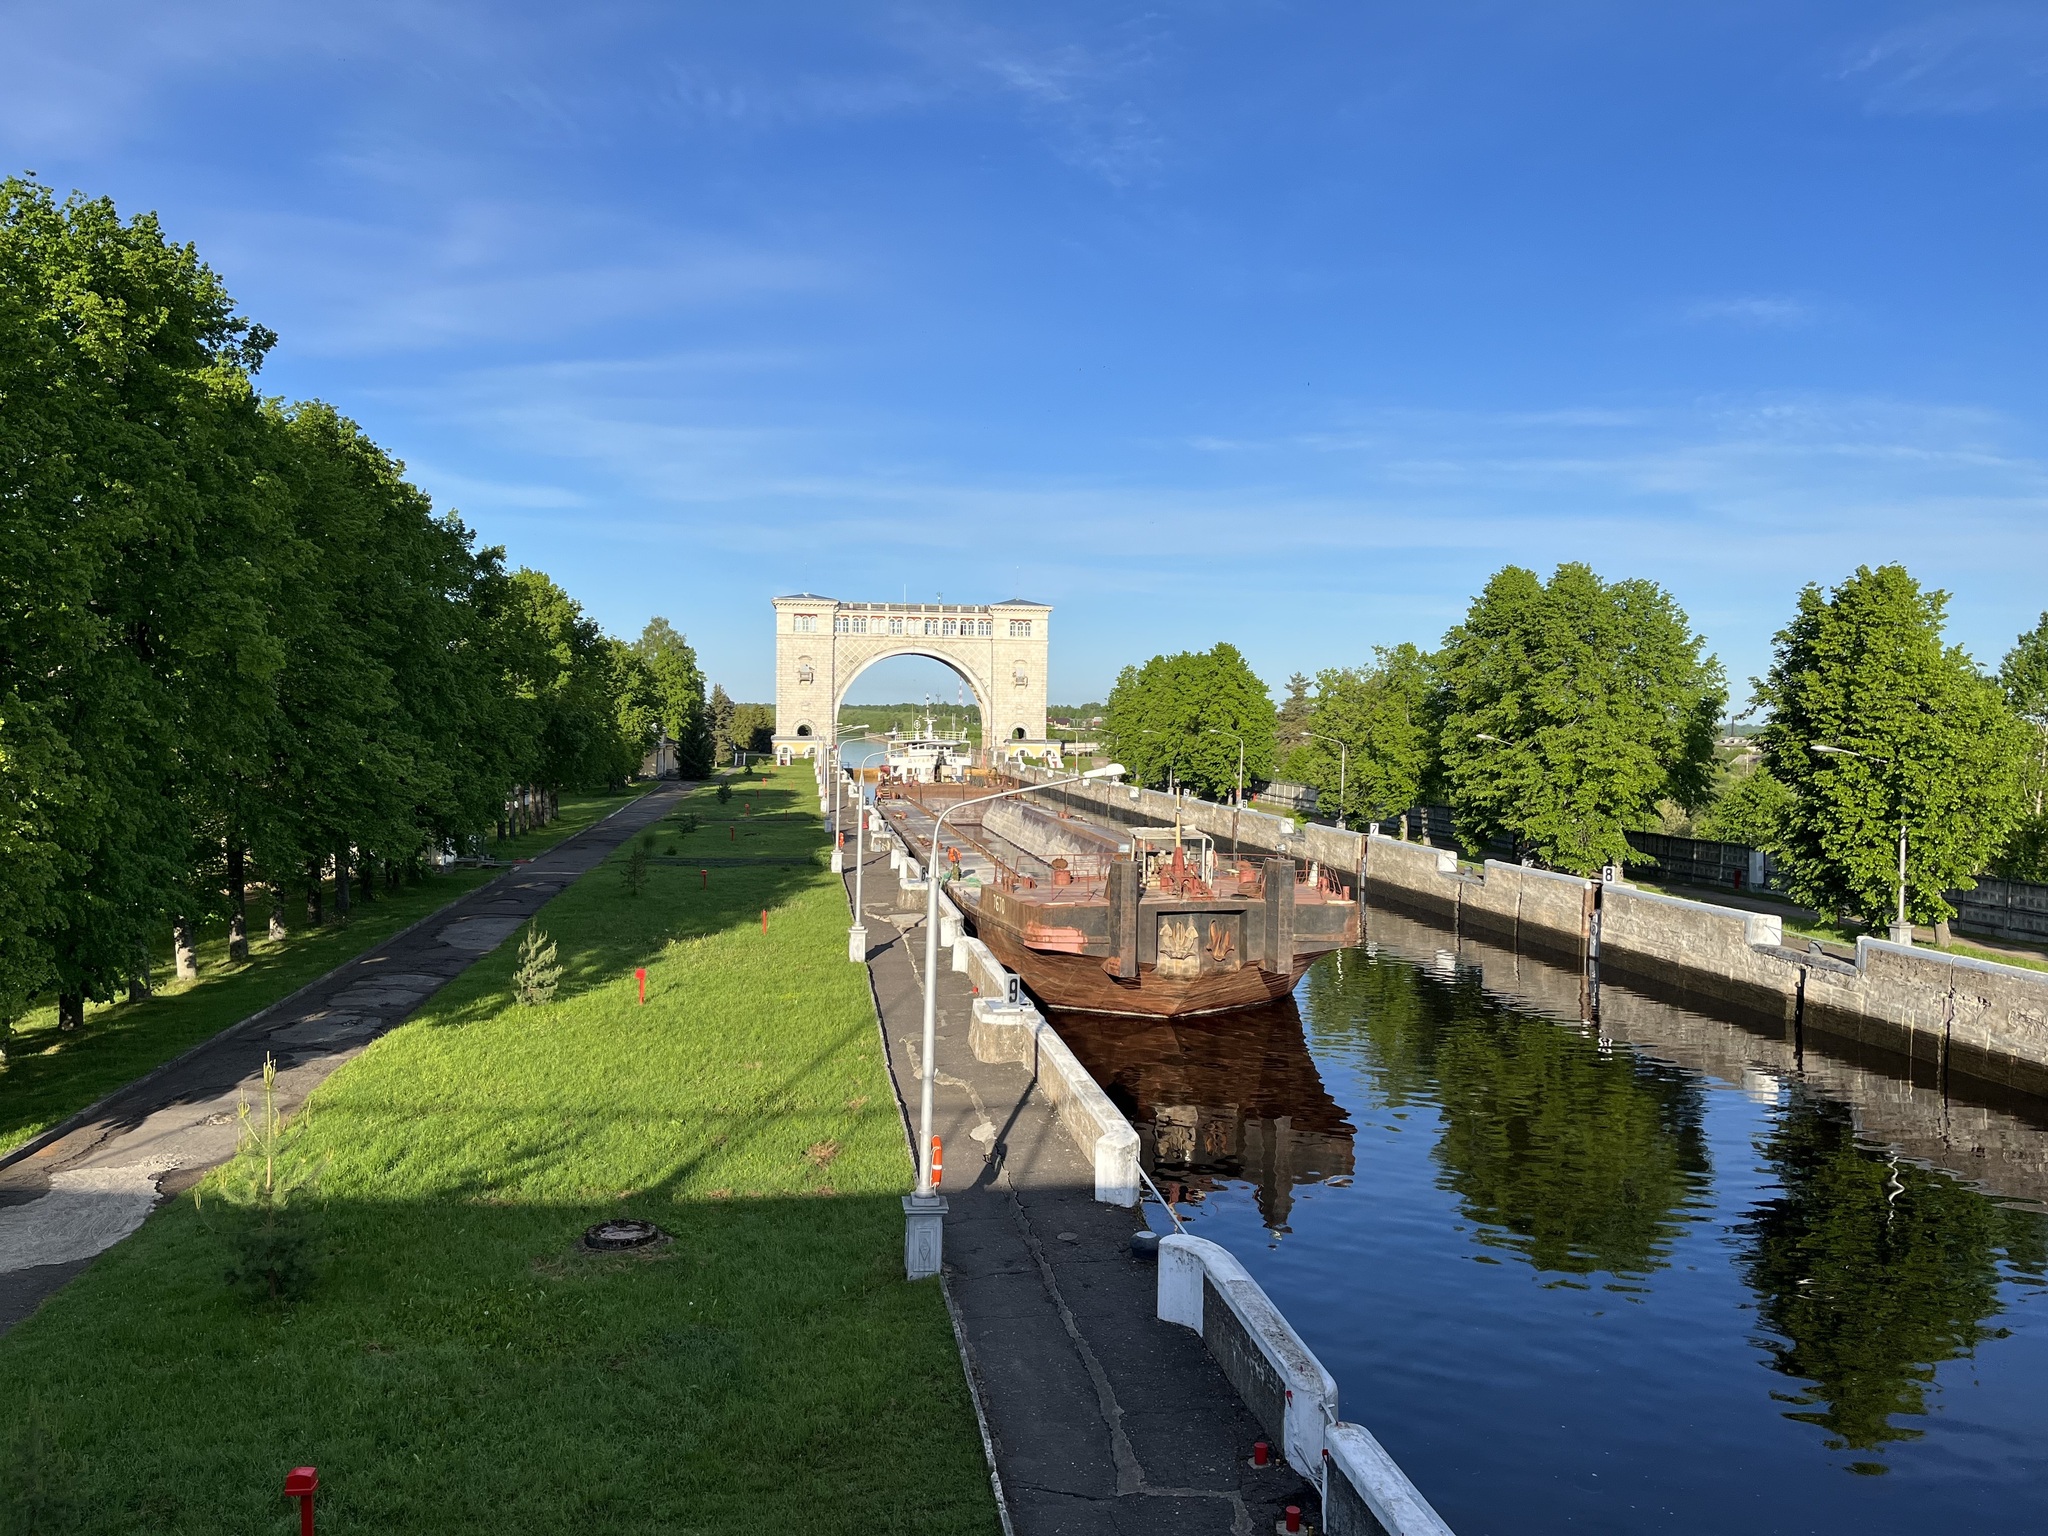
xmin=1103 ymin=642 xmax=1274 ymax=801
xmin=1293 ymin=644 xmax=1435 ymax=827
xmin=1757 ymin=565 xmax=2027 ymax=926
xmin=1995 ymin=613 xmax=2048 ymax=881
xmin=1435 ymin=563 xmax=1725 ymax=874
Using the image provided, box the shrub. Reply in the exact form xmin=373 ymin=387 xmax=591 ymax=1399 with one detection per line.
xmin=717 ymin=783 xmax=733 ymax=804
xmin=623 ymin=845 xmax=650 ymax=897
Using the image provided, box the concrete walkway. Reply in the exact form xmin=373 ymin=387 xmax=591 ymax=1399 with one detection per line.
xmin=851 ymin=844 xmax=1316 ymax=1536
xmin=0 ymin=786 xmax=685 ymax=1335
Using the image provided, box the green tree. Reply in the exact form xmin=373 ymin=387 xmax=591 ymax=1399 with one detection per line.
xmin=1757 ymin=566 xmax=2028 ymax=930
xmin=1695 ymin=763 xmax=1794 ymax=849
xmin=732 ymin=703 xmax=776 ymax=757
xmin=627 ymin=618 xmax=712 ymax=777
xmin=1274 ymin=671 xmax=1313 ymax=765
xmin=1103 ymin=643 xmax=1275 ymax=800
xmin=1297 ymin=644 xmax=1434 ymax=828
xmin=0 ymin=177 xmax=278 ymax=1031
xmin=1995 ymin=613 xmax=2048 ymax=880
xmin=1435 ymin=563 xmax=1724 ymax=874
xmin=708 ymin=684 xmax=739 ymax=766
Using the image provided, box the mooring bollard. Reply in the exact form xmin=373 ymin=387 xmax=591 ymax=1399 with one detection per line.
xmin=284 ymin=1466 xmax=318 ymax=1535
xmin=635 ymin=967 xmax=647 ymax=1004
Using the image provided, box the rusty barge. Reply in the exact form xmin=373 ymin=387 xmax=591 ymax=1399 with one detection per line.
xmin=880 ymin=781 xmax=1358 ymax=1019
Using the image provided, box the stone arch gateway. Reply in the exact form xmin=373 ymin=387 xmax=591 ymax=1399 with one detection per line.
xmin=771 ymin=594 xmax=1051 ymax=759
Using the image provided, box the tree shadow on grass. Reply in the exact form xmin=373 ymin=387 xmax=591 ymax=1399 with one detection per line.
xmin=0 ymin=1189 xmax=998 ymax=1536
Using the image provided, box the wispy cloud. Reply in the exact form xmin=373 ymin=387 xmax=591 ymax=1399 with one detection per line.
xmin=1681 ymin=295 xmax=1814 ymax=328
xmin=1842 ymin=6 xmax=2048 ymax=115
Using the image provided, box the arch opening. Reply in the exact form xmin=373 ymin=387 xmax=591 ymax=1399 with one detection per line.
xmin=835 ymin=649 xmax=995 ymax=746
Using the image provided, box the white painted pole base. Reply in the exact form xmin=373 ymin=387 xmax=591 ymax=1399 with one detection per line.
xmin=1889 ymin=920 xmax=1914 ymax=946
xmin=904 ymin=1193 xmax=947 ymax=1279
xmin=830 ymin=847 xmax=845 ymax=873
xmin=848 ymin=924 xmax=868 ymax=963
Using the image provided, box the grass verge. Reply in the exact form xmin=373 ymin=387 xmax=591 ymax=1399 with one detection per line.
xmin=0 ymin=766 xmax=994 ymax=1534
xmin=0 ymin=787 xmax=647 ymax=1159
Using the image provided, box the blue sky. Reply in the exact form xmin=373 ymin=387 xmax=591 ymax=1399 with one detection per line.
xmin=8 ymin=2 xmax=2047 ymax=708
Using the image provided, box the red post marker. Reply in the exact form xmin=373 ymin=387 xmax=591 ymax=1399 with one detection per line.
xmin=284 ymin=1466 xmax=318 ymax=1536
xmin=1284 ymin=1505 xmax=1302 ymax=1534
xmin=729 ymin=824 xmax=736 ymax=842
xmin=760 ymin=908 xmax=768 ymax=934
xmin=635 ymin=967 xmax=647 ymax=1004
xmin=700 ymin=868 xmax=708 ymax=889
xmin=1253 ymin=1441 xmax=1270 ymax=1467
xmin=931 ymin=1135 xmax=944 ymax=1188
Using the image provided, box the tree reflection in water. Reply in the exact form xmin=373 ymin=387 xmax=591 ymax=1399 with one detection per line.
xmin=1738 ymin=1096 xmax=2048 ymax=1456
xmin=1306 ymin=951 xmax=1711 ymax=1278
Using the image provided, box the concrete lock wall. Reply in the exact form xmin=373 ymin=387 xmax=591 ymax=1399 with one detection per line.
xmin=1159 ymin=1234 xmax=1455 ymax=1536
xmin=967 ymin=996 xmax=1141 ymax=1206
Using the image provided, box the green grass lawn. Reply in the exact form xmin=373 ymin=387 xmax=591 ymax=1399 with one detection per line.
xmin=0 ymin=766 xmax=994 ymax=1535
xmin=0 ymin=787 xmax=647 ymax=1160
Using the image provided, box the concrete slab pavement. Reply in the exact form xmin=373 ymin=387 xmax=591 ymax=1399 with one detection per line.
xmin=0 ymin=785 xmax=687 ymax=1336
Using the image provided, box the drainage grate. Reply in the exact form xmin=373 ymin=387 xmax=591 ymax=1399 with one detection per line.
xmin=581 ymin=1219 xmax=667 ymax=1252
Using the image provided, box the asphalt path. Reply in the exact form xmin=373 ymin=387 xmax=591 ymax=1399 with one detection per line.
xmin=0 ymin=786 xmax=685 ymax=1335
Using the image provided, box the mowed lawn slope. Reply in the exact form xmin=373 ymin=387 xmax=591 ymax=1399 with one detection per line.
xmin=0 ymin=768 xmax=995 ymax=1535
xmin=0 ymin=787 xmax=648 ymax=1159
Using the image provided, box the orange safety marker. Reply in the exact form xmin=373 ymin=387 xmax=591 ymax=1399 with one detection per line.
xmin=729 ymin=824 xmax=736 ymax=842
xmin=930 ymin=1135 xmax=944 ymax=1188
xmin=635 ymin=968 xmax=647 ymax=1004
xmin=760 ymin=908 xmax=768 ymax=933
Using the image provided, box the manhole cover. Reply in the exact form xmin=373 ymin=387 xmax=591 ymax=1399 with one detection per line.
xmin=581 ymin=1219 xmax=667 ymax=1253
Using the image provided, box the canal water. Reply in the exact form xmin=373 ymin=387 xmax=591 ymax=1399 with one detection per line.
xmin=1056 ymin=904 xmax=2048 ymax=1536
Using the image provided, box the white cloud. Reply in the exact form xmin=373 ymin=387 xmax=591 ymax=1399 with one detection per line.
xmin=1842 ymin=6 xmax=2048 ymax=115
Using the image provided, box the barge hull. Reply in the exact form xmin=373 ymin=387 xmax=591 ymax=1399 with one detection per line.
xmin=975 ymin=920 xmax=1313 ymax=1018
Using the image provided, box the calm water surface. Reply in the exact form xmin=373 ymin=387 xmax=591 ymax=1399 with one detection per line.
xmin=1057 ymin=909 xmax=2048 ymax=1536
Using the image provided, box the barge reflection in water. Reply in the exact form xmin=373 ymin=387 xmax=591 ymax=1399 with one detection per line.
xmin=1065 ymin=903 xmax=2048 ymax=1535
xmin=1049 ymin=1001 xmax=1354 ymax=1231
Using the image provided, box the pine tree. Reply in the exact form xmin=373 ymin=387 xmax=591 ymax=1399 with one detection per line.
xmin=512 ymin=923 xmax=562 ymax=1006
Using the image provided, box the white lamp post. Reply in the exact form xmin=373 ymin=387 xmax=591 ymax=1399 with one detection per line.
xmin=1812 ymin=744 xmax=1911 ymax=945
xmin=1304 ymin=731 xmax=1349 ymax=828
xmin=905 ymin=762 xmax=1125 ymax=1279
xmin=846 ymin=743 xmax=889 ymax=963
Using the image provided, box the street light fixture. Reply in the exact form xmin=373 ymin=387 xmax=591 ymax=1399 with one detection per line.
xmin=907 ymin=762 xmax=1126 ymax=1275
xmin=844 ymin=742 xmax=891 ymax=964
xmin=1303 ymin=731 xmax=1350 ymax=829
xmin=1811 ymin=744 xmax=1911 ymax=945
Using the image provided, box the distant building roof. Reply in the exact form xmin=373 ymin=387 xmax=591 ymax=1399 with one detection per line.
xmin=773 ymin=593 xmax=836 ymax=602
xmin=996 ymin=597 xmax=1050 ymax=608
